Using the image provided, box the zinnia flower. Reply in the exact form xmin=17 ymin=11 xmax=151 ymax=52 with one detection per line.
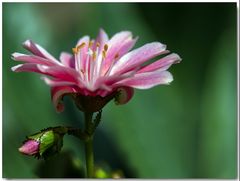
xmin=12 ymin=29 xmax=181 ymax=112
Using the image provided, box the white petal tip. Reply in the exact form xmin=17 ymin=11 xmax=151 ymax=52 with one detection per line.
xmin=22 ymin=40 xmax=32 ymax=47
xmin=134 ymin=36 xmax=139 ymax=41
xmin=37 ymin=64 xmax=48 ymax=72
xmin=165 ymin=75 xmax=174 ymax=84
xmin=40 ymin=76 xmax=50 ymax=84
xmin=11 ymin=64 xmax=22 ymax=71
xmin=99 ymin=28 xmax=106 ymax=33
xmin=172 ymin=53 xmax=182 ymax=63
xmin=11 ymin=52 xmax=24 ymax=59
xmin=155 ymin=42 xmax=167 ymax=50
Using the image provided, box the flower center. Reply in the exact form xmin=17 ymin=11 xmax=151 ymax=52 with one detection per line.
xmin=72 ymin=41 xmax=109 ymax=90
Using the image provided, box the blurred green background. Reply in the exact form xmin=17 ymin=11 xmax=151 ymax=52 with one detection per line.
xmin=3 ymin=3 xmax=237 ymax=178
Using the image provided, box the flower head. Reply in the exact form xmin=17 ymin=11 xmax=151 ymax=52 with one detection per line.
xmin=12 ymin=29 xmax=181 ymax=112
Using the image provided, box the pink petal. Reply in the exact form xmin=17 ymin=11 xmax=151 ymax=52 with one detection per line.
xmin=76 ymin=36 xmax=90 ymax=71
xmin=12 ymin=52 xmax=56 ymax=66
xmin=115 ymin=37 xmax=138 ymax=59
xmin=51 ymin=86 xmax=78 ymax=113
xmin=42 ymin=77 xmax=78 ymax=87
xmin=93 ymin=75 xmax=122 ymax=91
xmin=76 ymin=35 xmax=90 ymax=46
xmin=138 ymin=53 xmax=182 ymax=73
xmin=110 ymin=42 xmax=167 ymax=75
xmin=11 ymin=63 xmax=48 ymax=74
xmin=102 ymin=37 xmax=138 ymax=75
xmin=106 ymin=31 xmax=133 ymax=58
xmin=117 ymin=70 xmax=173 ymax=89
xmin=37 ymin=65 xmax=83 ymax=85
xmin=114 ymin=86 xmax=134 ymax=105
xmin=23 ymin=40 xmax=60 ymax=64
xmin=19 ymin=139 xmax=39 ymax=155
xmin=92 ymin=28 xmax=109 ymax=51
xmin=94 ymin=70 xmax=137 ymax=90
xmin=59 ymin=52 xmax=74 ymax=68
xmin=108 ymin=31 xmax=132 ymax=47
xmin=12 ymin=63 xmax=83 ymax=86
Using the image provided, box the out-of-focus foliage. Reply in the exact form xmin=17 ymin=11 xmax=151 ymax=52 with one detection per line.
xmin=3 ymin=3 xmax=237 ymax=178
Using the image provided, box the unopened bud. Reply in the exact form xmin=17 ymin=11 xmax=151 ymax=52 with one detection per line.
xmin=19 ymin=127 xmax=67 ymax=159
xmin=18 ymin=139 xmax=39 ymax=155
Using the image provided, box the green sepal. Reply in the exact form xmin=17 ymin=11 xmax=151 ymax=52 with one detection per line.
xmin=39 ymin=130 xmax=55 ymax=156
xmin=28 ymin=132 xmax=44 ymax=142
xmin=41 ymin=136 xmax=63 ymax=159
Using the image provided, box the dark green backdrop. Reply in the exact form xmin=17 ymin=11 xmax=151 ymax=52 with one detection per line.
xmin=3 ymin=3 xmax=237 ymax=178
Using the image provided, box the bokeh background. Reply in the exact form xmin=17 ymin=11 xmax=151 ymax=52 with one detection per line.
xmin=3 ymin=3 xmax=237 ymax=178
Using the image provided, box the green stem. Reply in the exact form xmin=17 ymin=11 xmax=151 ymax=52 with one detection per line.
xmin=84 ymin=112 xmax=94 ymax=178
xmin=85 ymin=137 xmax=94 ymax=178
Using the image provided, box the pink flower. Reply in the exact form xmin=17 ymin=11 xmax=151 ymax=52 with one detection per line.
xmin=12 ymin=29 xmax=181 ymax=112
xmin=18 ymin=139 xmax=39 ymax=155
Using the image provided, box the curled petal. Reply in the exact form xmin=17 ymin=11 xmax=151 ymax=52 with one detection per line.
xmin=117 ymin=70 xmax=173 ymax=89
xmin=115 ymin=86 xmax=134 ymax=105
xmin=11 ymin=53 xmax=56 ymax=66
xmin=59 ymin=52 xmax=74 ymax=68
xmin=110 ymin=42 xmax=167 ymax=75
xmin=138 ymin=53 xmax=182 ymax=73
xmin=23 ymin=40 xmax=60 ymax=64
xmin=51 ymin=86 xmax=78 ymax=113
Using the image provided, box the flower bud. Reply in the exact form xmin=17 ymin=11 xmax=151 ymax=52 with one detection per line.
xmin=19 ymin=127 xmax=67 ymax=159
xmin=18 ymin=139 xmax=39 ymax=155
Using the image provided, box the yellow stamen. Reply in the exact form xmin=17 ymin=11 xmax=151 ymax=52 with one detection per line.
xmin=77 ymin=42 xmax=86 ymax=51
xmin=72 ymin=42 xmax=86 ymax=54
xmin=104 ymin=44 xmax=108 ymax=52
xmin=92 ymin=51 xmax=97 ymax=61
xmin=102 ymin=51 xmax=106 ymax=59
xmin=72 ymin=47 xmax=78 ymax=54
xmin=88 ymin=40 xmax=93 ymax=47
xmin=96 ymin=42 xmax=100 ymax=47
